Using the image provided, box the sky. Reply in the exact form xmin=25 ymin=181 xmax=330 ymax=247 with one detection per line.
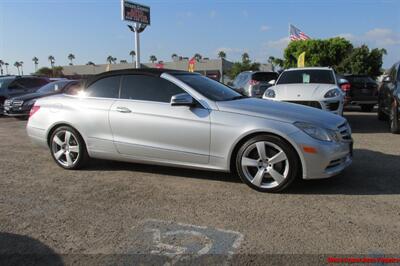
xmin=0 ymin=0 xmax=399 ymax=75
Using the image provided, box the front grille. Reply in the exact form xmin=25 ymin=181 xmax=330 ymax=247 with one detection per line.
xmin=286 ymin=101 xmax=322 ymax=109
xmin=325 ymin=101 xmax=340 ymax=111
xmin=338 ymin=122 xmax=352 ymax=141
xmin=4 ymin=99 xmax=23 ymax=107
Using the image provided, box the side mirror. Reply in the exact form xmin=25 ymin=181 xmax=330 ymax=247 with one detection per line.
xmin=170 ymin=93 xmax=195 ymax=107
xmin=268 ymin=79 xmax=276 ymax=85
xmin=383 ymin=76 xmax=391 ymax=83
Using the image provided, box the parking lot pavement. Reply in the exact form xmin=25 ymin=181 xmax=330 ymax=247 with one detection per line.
xmin=0 ymin=110 xmax=400 ymax=264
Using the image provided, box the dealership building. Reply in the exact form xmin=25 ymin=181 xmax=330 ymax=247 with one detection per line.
xmin=61 ymin=58 xmax=273 ymax=83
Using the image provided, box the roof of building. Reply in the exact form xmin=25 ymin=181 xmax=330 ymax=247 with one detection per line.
xmin=61 ymin=58 xmax=235 ymax=77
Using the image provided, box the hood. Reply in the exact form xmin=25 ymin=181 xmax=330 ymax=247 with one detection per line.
xmin=10 ymin=91 xmax=57 ymax=102
xmin=271 ymin=83 xmax=337 ymax=100
xmin=216 ymin=98 xmax=346 ymax=130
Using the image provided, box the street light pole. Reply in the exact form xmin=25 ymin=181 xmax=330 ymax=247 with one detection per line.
xmin=134 ymin=23 xmax=140 ymax=68
xmin=128 ymin=23 xmax=146 ymax=69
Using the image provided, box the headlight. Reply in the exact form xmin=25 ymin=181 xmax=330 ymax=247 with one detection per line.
xmin=324 ymin=88 xmax=341 ymax=98
xmin=294 ymin=122 xmax=340 ymax=142
xmin=264 ymin=89 xmax=276 ymax=98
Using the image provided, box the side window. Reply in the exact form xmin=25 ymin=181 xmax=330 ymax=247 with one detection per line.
xmin=233 ymin=73 xmax=243 ymax=86
xmin=120 ymin=75 xmax=185 ymax=103
xmin=85 ymin=76 xmax=121 ymax=98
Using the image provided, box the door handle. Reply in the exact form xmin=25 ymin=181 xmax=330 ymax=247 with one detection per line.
xmin=116 ymin=106 xmax=132 ymax=113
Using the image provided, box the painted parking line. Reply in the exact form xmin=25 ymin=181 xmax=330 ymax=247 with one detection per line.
xmin=128 ymin=219 xmax=243 ymax=265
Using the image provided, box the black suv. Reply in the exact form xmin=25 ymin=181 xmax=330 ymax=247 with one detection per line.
xmin=378 ymin=61 xmax=400 ymax=134
xmin=0 ymin=76 xmax=50 ymax=114
xmin=343 ymin=74 xmax=378 ymax=112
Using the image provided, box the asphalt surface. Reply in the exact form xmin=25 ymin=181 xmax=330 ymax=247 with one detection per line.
xmin=0 ymin=109 xmax=400 ymax=265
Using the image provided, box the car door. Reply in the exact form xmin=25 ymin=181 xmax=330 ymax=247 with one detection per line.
xmin=386 ymin=66 xmax=398 ymax=112
xmin=109 ymin=74 xmax=211 ymax=164
xmin=77 ymin=75 xmax=121 ymax=154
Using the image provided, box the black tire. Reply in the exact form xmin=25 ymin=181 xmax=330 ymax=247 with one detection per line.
xmin=390 ymin=101 xmax=400 ymax=134
xmin=360 ymin=104 xmax=374 ymax=112
xmin=235 ymin=134 xmax=300 ymax=193
xmin=49 ymin=126 xmax=89 ymax=169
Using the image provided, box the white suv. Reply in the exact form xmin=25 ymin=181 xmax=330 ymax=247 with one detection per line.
xmin=263 ymin=67 xmax=346 ymax=115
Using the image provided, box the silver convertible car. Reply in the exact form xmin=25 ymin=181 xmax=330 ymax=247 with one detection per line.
xmin=27 ymin=69 xmax=353 ymax=192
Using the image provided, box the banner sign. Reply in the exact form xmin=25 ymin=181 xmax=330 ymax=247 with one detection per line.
xmin=122 ymin=0 xmax=151 ymax=25
xmin=188 ymin=58 xmax=196 ymax=72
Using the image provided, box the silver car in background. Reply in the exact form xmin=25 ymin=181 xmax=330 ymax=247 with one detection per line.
xmin=232 ymin=71 xmax=278 ymax=98
xmin=27 ymin=69 xmax=352 ymax=192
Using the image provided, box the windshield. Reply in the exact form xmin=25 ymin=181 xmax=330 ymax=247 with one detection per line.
xmin=252 ymin=72 xmax=278 ymax=82
xmin=174 ymin=74 xmax=242 ymax=101
xmin=277 ymin=70 xmax=335 ymax=85
xmin=37 ymin=81 xmax=68 ymax=93
xmin=346 ymin=76 xmax=376 ymax=84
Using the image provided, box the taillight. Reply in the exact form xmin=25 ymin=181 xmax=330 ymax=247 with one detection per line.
xmin=249 ymin=79 xmax=260 ymax=86
xmin=340 ymin=83 xmax=351 ymax=92
xmin=29 ymin=105 xmax=40 ymax=118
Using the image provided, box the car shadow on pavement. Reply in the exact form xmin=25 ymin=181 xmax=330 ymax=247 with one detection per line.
xmin=87 ymin=159 xmax=242 ymax=184
xmin=0 ymin=232 xmax=63 ymax=266
xmin=286 ymin=148 xmax=400 ymax=195
xmin=344 ymin=112 xmax=388 ymax=134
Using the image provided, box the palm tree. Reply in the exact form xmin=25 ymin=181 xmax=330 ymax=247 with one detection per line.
xmin=112 ymin=57 xmax=117 ymax=64
xmin=149 ymin=55 xmax=157 ymax=63
xmin=241 ymin=52 xmax=250 ymax=64
xmin=120 ymin=60 xmax=128 ymax=64
xmin=129 ymin=51 xmax=136 ymax=63
xmin=86 ymin=61 xmax=95 ymax=66
xmin=32 ymin=57 xmax=39 ymax=72
xmin=171 ymin=53 xmax=178 ymax=61
xmin=4 ymin=62 xmax=9 ymax=74
xmin=106 ymin=56 xmax=114 ymax=64
xmin=67 ymin=53 xmax=75 ymax=65
xmin=218 ymin=51 xmax=226 ymax=60
xmin=48 ymin=55 xmax=55 ymax=68
xmin=19 ymin=61 xmax=24 ymax=75
xmin=14 ymin=61 xmax=21 ymax=75
xmin=194 ymin=53 xmax=202 ymax=61
xmin=0 ymin=60 xmax=4 ymax=75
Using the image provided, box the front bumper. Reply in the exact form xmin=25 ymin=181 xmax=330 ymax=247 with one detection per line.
xmin=3 ymin=106 xmax=30 ymax=117
xmin=289 ymin=130 xmax=353 ymax=180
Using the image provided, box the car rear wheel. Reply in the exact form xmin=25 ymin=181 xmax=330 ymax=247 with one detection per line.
xmin=50 ymin=126 xmax=89 ymax=169
xmin=236 ymin=134 xmax=300 ymax=192
xmin=390 ymin=101 xmax=400 ymax=134
xmin=361 ymin=104 xmax=374 ymax=112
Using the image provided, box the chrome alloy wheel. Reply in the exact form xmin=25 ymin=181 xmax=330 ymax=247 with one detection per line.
xmin=51 ymin=130 xmax=80 ymax=167
xmin=241 ymin=141 xmax=289 ymax=189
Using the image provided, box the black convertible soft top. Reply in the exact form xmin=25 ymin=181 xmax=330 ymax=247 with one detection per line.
xmin=85 ymin=68 xmax=198 ymax=88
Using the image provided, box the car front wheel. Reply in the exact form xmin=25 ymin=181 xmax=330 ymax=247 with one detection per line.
xmin=236 ymin=134 xmax=300 ymax=192
xmin=50 ymin=126 xmax=89 ymax=169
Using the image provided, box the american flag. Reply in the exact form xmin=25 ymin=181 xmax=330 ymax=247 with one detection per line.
xmin=289 ymin=24 xmax=310 ymax=41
